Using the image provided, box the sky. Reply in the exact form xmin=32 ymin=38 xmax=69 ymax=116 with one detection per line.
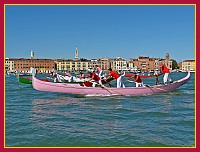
xmin=5 ymin=5 xmax=195 ymax=62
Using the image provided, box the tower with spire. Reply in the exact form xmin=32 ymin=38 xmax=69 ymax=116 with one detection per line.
xmin=75 ymin=48 xmax=78 ymax=60
xmin=30 ymin=51 xmax=34 ymax=59
xmin=165 ymin=53 xmax=169 ymax=61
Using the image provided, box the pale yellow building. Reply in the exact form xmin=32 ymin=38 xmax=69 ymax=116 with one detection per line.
xmin=55 ymin=59 xmax=90 ymax=71
xmin=98 ymin=58 xmax=110 ymax=70
xmin=110 ymin=57 xmax=127 ymax=71
xmin=5 ymin=58 xmax=15 ymax=73
xmin=181 ymin=60 xmax=195 ymax=72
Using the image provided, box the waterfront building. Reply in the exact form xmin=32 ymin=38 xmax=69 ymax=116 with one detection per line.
xmin=7 ymin=58 xmax=56 ymax=73
xmin=154 ymin=59 xmax=160 ymax=71
xmin=128 ymin=53 xmax=173 ymax=72
xmin=55 ymin=59 xmax=73 ymax=71
xmin=98 ymin=58 xmax=110 ymax=70
xmin=5 ymin=58 xmax=15 ymax=73
xmin=5 ymin=51 xmax=56 ymax=73
xmin=55 ymin=58 xmax=111 ymax=72
xmin=160 ymin=53 xmax=173 ymax=71
xmin=88 ymin=59 xmax=99 ymax=71
xmin=6 ymin=52 xmax=55 ymax=73
xmin=138 ymin=56 xmax=152 ymax=72
xmin=55 ymin=58 xmax=90 ymax=71
xmin=73 ymin=59 xmax=90 ymax=71
xmin=5 ymin=49 xmax=181 ymax=73
xmin=110 ymin=57 xmax=127 ymax=71
xmin=128 ymin=56 xmax=157 ymax=72
xmin=127 ymin=58 xmax=137 ymax=71
xmin=181 ymin=60 xmax=195 ymax=72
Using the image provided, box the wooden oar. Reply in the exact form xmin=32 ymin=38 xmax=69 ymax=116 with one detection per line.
xmin=126 ymin=80 xmax=135 ymax=83
xmin=99 ymin=84 xmax=125 ymax=96
xmin=80 ymin=80 xmax=119 ymax=95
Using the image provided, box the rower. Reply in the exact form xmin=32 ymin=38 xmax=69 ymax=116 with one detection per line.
xmin=107 ymin=68 xmax=125 ymax=88
xmin=130 ymin=74 xmax=143 ymax=87
xmin=153 ymin=71 xmax=161 ymax=85
xmin=95 ymin=65 xmax=102 ymax=77
xmin=90 ymin=71 xmax=102 ymax=87
xmin=160 ymin=62 xmax=173 ymax=84
xmin=56 ymin=73 xmax=63 ymax=82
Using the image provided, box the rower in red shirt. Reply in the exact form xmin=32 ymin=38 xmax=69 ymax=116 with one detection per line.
xmin=107 ymin=68 xmax=125 ymax=88
xmin=129 ymin=74 xmax=143 ymax=87
xmin=134 ymin=74 xmax=143 ymax=87
xmin=90 ymin=71 xmax=102 ymax=87
xmin=160 ymin=62 xmax=172 ymax=84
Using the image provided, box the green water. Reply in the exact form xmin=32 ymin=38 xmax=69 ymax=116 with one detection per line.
xmin=5 ymin=72 xmax=195 ymax=147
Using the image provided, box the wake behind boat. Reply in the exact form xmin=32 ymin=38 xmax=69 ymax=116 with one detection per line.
xmin=32 ymin=72 xmax=190 ymax=96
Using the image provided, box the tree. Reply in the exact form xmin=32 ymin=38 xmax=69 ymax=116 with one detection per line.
xmin=80 ymin=58 xmax=87 ymax=61
xmin=172 ymin=59 xmax=178 ymax=70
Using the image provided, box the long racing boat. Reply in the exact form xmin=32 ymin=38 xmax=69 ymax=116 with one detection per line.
xmin=32 ymin=72 xmax=190 ymax=96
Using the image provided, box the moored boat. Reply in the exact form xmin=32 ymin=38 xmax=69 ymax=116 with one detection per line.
xmin=32 ymin=72 xmax=190 ymax=96
xmin=18 ymin=75 xmax=50 ymax=84
xmin=18 ymin=75 xmax=32 ymax=84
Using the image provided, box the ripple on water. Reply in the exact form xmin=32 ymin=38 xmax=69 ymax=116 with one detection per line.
xmin=5 ymin=73 xmax=195 ymax=147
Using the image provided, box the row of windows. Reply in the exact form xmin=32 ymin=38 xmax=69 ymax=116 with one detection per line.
xmin=58 ymin=63 xmax=88 ymax=65
xmin=14 ymin=64 xmax=54 ymax=66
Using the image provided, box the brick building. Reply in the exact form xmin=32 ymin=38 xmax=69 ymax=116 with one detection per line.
xmin=7 ymin=58 xmax=56 ymax=73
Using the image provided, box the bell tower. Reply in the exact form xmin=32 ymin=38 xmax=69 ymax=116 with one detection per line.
xmin=165 ymin=53 xmax=169 ymax=61
xmin=30 ymin=51 xmax=34 ymax=59
xmin=75 ymin=48 xmax=78 ymax=60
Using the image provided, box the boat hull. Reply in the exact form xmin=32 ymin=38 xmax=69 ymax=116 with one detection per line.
xmin=32 ymin=72 xmax=190 ymax=96
xmin=18 ymin=76 xmax=32 ymax=84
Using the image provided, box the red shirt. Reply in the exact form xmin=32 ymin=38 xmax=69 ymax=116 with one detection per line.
xmin=109 ymin=71 xmax=120 ymax=79
xmin=134 ymin=75 xmax=142 ymax=83
xmin=161 ymin=65 xmax=169 ymax=73
xmin=91 ymin=73 xmax=100 ymax=81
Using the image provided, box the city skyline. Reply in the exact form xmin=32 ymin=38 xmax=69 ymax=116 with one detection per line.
xmin=5 ymin=49 xmax=190 ymax=63
xmin=5 ymin=5 xmax=195 ymax=62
